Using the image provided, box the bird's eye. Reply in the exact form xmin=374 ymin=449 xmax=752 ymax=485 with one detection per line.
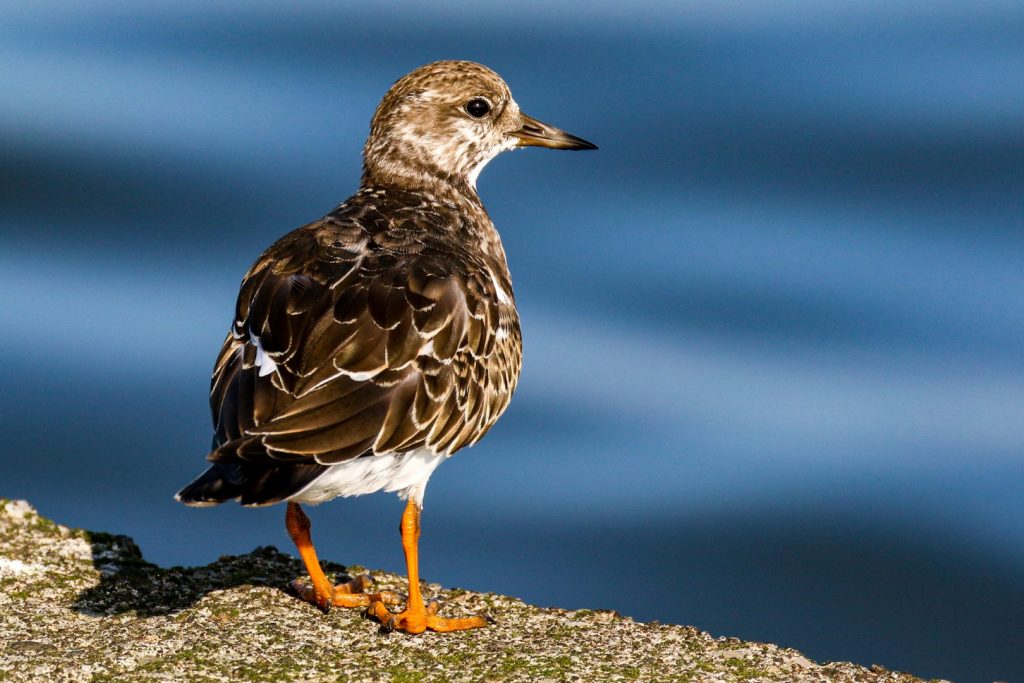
xmin=465 ymin=98 xmax=491 ymax=118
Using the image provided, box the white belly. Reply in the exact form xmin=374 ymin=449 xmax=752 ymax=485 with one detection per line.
xmin=289 ymin=448 xmax=447 ymax=506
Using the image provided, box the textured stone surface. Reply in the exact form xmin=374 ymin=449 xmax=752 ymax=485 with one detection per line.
xmin=0 ymin=500 xmax=941 ymax=682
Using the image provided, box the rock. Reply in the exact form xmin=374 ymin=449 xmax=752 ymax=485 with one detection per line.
xmin=0 ymin=500 xmax=942 ymax=682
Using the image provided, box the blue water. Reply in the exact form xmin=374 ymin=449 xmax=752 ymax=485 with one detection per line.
xmin=2 ymin=3 xmax=1022 ymax=681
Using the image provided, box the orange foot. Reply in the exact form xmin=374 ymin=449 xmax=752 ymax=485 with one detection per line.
xmin=284 ymin=502 xmax=403 ymax=613
xmin=366 ymin=500 xmax=494 ymax=634
xmin=291 ymin=573 xmax=404 ymax=613
xmin=368 ymin=597 xmax=493 ymax=634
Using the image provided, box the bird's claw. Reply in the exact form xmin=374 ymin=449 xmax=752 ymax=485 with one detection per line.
xmin=288 ymin=578 xmax=331 ymax=613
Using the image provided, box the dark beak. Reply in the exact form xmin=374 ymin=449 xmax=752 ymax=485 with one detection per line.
xmin=511 ymin=113 xmax=597 ymax=151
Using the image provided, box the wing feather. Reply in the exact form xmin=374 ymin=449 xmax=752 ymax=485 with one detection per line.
xmin=207 ymin=197 xmax=522 ymax=470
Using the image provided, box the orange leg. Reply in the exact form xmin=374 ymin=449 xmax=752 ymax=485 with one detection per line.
xmin=285 ymin=502 xmax=402 ymax=612
xmin=367 ymin=499 xmax=493 ymax=633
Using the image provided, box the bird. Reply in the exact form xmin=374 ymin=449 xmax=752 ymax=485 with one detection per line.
xmin=175 ymin=60 xmax=596 ymax=634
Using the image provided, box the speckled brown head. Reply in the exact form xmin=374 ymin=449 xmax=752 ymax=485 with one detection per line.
xmin=362 ymin=60 xmax=596 ymax=194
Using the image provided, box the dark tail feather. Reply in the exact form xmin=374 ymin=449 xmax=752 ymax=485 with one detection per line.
xmin=175 ymin=461 xmax=328 ymax=507
xmin=175 ymin=462 xmax=245 ymax=506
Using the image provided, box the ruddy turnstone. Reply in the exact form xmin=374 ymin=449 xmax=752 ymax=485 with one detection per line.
xmin=176 ymin=60 xmax=595 ymax=633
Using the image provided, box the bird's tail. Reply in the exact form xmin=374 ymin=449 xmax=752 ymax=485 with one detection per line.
xmin=174 ymin=462 xmax=246 ymax=506
xmin=175 ymin=461 xmax=328 ymax=507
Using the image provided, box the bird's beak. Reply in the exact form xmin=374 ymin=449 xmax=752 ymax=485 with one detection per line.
xmin=511 ymin=113 xmax=597 ymax=151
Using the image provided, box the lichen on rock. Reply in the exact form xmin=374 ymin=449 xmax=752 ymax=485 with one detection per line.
xmin=0 ymin=500 xmax=939 ymax=682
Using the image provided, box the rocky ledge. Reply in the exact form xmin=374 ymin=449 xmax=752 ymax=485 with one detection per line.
xmin=0 ymin=500 xmax=939 ymax=682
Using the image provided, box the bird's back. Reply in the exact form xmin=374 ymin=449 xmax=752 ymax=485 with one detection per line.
xmin=177 ymin=184 xmax=522 ymax=507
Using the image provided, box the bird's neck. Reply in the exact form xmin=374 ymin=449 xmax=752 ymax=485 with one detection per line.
xmin=361 ymin=152 xmax=480 ymax=207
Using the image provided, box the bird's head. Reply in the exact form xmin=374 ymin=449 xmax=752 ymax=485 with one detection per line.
xmin=362 ymin=60 xmax=596 ymax=194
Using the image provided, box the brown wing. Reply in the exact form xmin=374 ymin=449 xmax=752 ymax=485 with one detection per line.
xmin=208 ymin=211 xmax=520 ymax=468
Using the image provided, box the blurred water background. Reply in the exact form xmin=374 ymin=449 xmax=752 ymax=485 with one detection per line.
xmin=2 ymin=2 xmax=1022 ymax=681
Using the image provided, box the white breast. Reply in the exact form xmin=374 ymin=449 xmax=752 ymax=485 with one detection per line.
xmin=289 ymin=448 xmax=447 ymax=507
